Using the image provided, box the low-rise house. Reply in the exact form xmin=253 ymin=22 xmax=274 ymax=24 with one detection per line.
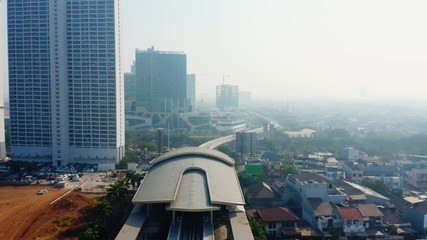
xmin=380 ymin=208 xmax=417 ymax=239
xmin=302 ymin=198 xmax=341 ymax=232
xmin=325 ymin=166 xmax=345 ymax=181
xmin=244 ymin=182 xmax=280 ymax=208
xmin=271 ymin=180 xmax=286 ymax=202
xmin=341 ymin=160 xmax=363 ymax=181
xmin=402 ymin=195 xmax=427 ymax=234
xmin=292 ymin=153 xmax=327 ymax=174
xmin=343 ymin=147 xmax=360 ymax=161
xmin=337 ymin=207 xmax=365 ymax=234
xmin=396 ymin=160 xmax=417 ymax=187
xmin=357 ymin=204 xmax=383 ymax=228
xmin=285 ymin=173 xmax=347 ymax=205
xmin=247 ymin=207 xmax=301 ymax=239
xmin=266 ymin=161 xmax=282 ymax=183
xmin=363 ymin=164 xmax=395 ymax=177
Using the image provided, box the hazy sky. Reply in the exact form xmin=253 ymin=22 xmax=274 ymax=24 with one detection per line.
xmin=2 ymin=1 xmax=427 ymax=100
xmin=122 ymin=0 xmax=427 ymax=100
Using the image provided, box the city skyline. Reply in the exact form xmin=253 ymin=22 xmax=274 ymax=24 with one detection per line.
xmin=119 ymin=0 xmax=427 ymax=100
xmin=3 ymin=1 xmax=427 ymax=101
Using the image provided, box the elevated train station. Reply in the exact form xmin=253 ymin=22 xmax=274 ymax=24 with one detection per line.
xmin=116 ymin=147 xmax=253 ymax=240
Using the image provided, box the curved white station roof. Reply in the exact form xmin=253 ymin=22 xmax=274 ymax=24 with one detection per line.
xmin=133 ymin=147 xmax=245 ymax=210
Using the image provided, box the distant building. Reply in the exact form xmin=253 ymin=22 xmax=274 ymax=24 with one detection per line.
xmin=263 ymin=123 xmax=275 ymax=140
xmin=363 ymin=164 xmax=395 ymax=177
xmin=186 ymin=74 xmax=196 ymax=110
xmin=405 ymin=168 xmax=427 ymax=189
xmin=293 ymin=153 xmax=332 ymax=174
xmin=216 ymin=84 xmax=239 ymax=110
xmin=124 ymin=73 xmax=138 ymax=101
xmin=344 ymin=147 xmax=360 ymax=161
xmin=238 ymin=91 xmax=252 ymax=107
xmin=285 ymin=129 xmax=316 ymax=138
xmin=402 ymin=195 xmax=427 ymax=234
xmin=397 ymin=160 xmax=417 ymax=187
xmin=266 ymin=161 xmax=282 ymax=183
xmin=178 ymin=111 xmax=211 ymax=132
xmin=325 ymin=158 xmax=345 ymax=180
xmin=341 ymin=161 xmax=364 ymax=181
xmin=132 ymin=47 xmax=187 ymax=113
xmin=245 ymin=162 xmax=264 ymax=178
xmin=124 ymin=48 xmax=188 ymax=128
xmin=213 ymin=113 xmax=246 ymax=132
xmin=235 ymin=131 xmax=257 ymax=157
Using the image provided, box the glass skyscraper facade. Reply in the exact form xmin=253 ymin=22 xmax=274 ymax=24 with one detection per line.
xmin=134 ymin=48 xmax=187 ymax=113
xmin=7 ymin=0 xmax=124 ymax=165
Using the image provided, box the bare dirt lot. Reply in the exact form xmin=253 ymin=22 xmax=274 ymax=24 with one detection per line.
xmin=0 ymin=185 xmax=101 ymax=240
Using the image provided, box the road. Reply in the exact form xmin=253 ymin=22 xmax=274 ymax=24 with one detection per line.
xmin=199 ymin=112 xmax=278 ymax=149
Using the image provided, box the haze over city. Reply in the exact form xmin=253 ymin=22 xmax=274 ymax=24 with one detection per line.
xmin=120 ymin=0 xmax=427 ymax=100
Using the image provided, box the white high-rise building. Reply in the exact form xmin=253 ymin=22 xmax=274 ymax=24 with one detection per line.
xmin=7 ymin=0 xmax=124 ymax=166
xmin=0 ymin=0 xmax=6 ymax=159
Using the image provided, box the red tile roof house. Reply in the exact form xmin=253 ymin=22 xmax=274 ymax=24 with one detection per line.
xmin=356 ymin=204 xmax=384 ymax=229
xmin=337 ymin=207 xmax=365 ymax=234
xmin=247 ymin=207 xmax=301 ymax=239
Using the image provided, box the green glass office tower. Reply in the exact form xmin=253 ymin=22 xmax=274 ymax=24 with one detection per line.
xmin=134 ymin=48 xmax=187 ymax=113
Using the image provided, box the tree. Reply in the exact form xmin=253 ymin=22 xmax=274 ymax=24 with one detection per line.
xmin=238 ymin=174 xmax=260 ymax=188
xmin=95 ymin=199 xmax=113 ymax=233
xmin=107 ymin=179 xmax=129 ymax=219
xmin=79 ymin=222 xmax=102 ymax=240
xmin=387 ymin=224 xmax=398 ymax=235
xmin=249 ymin=218 xmax=268 ymax=240
xmin=121 ymin=151 xmax=136 ymax=164
xmin=361 ymin=178 xmax=392 ymax=197
xmin=107 ymin=179 xmax=128 ymax=204
xmin=126 ymin=170 xmax=141 ymax=189
xmin=217 ymin=144 xmax=239 ymax=160
xmin=282 ymin=160 xmax=299 ymax=177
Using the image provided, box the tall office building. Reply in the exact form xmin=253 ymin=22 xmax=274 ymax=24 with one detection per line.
xmin=0 ymin=0 xmax=6 ymax=159
xmin=7 ymin=0 xmax=124 ymax=165
xmin=186 ymin=74 xmax=196 ymax=111
xmin=134 ymin=48 xmax=187 ymax=113
xmin=216 ymin=84 xmax=239 ymax=110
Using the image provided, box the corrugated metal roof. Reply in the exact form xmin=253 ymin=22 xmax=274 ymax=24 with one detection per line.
xmin=357 ymin=204 xmax=383 ymax=217
xmin=403 ymin=196 xmax=424 ymax=204
xmin=150 ymin=147 xmax=235 ymax=166
xmin=167 ymin=170 xmax=219 ymax=212
xmin=133 ymin=147 xmax=245 ymax=206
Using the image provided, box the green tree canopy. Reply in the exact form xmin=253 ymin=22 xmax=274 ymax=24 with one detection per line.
xmin=249 ymin=218 xmax=268 ymax=240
